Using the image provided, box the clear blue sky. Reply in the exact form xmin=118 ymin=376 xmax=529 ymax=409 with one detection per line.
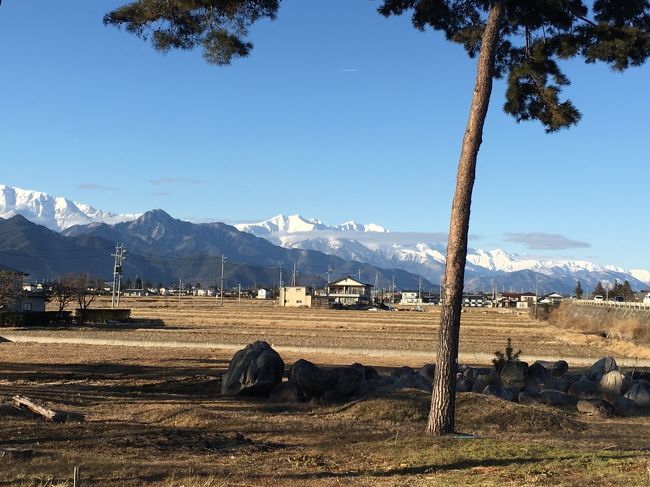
xmin=0 ymin=1 xmax=648 ymax=269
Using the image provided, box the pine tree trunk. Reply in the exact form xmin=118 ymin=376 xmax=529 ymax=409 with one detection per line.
xmin=426 ymin=0 xmax=505 ymax=436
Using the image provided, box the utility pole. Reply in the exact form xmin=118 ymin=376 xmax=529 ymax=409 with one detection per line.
xmin=358 ymin=267 xmax=361 ymax=281
xmin=111 ymin=244 xmax=126 ymax=308
xmin=238 ymin=283 xmax=241 ymax=306
xmin=391 ymin=275 xmax=395 ymax=306
xmin=326 ymin=265 xmax=333 ymax=295
xmin=534 ymin=274 xmax=540 ymax=319
xmin=220 ymin=255 xmax=226 ymax=306
xmin=178 ymin=278 xmax=182 ymax=306
xmin=291 ymin=261 xmax=297 ymax=287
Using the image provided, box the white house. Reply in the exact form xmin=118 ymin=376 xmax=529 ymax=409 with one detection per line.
xmin=257 ymin=289 xmax=269 ymax=300
xmin=326 ymin=276 xmax=373 ymax=306
xmin=279 ymin=286 xmax=313 ymax=307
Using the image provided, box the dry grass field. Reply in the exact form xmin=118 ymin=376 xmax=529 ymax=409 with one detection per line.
xmin=1 ymin=297 xmax=650 ymax=486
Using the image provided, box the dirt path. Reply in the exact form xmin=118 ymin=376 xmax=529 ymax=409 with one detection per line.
xmin=4 ymin=333 xmax=649 ymax=367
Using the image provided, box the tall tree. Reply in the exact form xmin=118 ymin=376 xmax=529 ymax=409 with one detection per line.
xmin=594 ymin=281 xmax=606 ymax=297
xmin=106 ymin=1 xmax=650 ymax=435
xmin=104 ymin=0 xmax=279 ymax=65
xmin=574 ymin=281 xmax=583 ymax=299
xmin=377 ymin=0 xmax=650 ymax=435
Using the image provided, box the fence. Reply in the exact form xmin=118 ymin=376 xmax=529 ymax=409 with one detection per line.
xmin=574 ymin=299 xmax=650 ymax=311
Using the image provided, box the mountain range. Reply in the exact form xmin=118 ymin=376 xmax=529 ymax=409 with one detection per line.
xmin=0 ymin=185 xmax=648 ymax=293
xmin=0 ymin=210 xmax=431 ymax=289
xmin=234 ymin=214 xmax=650 ymax=293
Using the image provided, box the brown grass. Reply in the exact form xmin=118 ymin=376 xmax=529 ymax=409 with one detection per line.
xmin=551 ymin=302 xmax=650 ymax=344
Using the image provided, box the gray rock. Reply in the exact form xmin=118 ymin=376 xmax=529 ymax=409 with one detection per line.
xmin=550 ymin=374 xmax=579 ymax=393
xmin=614 ymin=396 xmax=637 ymax=417
xmin=534 ymin=360 xmax=569 ymax=377
xmin=419 ymin=363 xmax=436 ymax=381
xmin=577 ymin=399 xmax=615 ymax=418
xmin=518 ymin=391 xmax=543 ymax=405
xmin=500 ymin=361 xmax=528 ymax=390
xmin=482 ymin=385 xmax=516 ymax=402
xmin=269 ymin=381 xmax=303 ymax=403
xmin=321 ymin=366 xmax=365 ymax=402
xmin=221 ymin=341 xmax=284 ymax=395
xmin=463 ymin=367 xmax=492 ymax=382
xmin=289 ymin=359 xmax=331 ymax=399
xmin=569 ymin=375 xmax=600 ymax=398
xmin=524 ymin=363 xmax=552 ymax=393
xmin=599 ymin=371 xmax=632 ymax=400
xmin=624 ymin=382 xmax=650 ymax=408
xmin=539 ymin=389 xmax=576 ymax=407
xmin=472 ymin=372 xmax=500 ymax=393
xmin=391 ymin=366 xmax=416 ymax=378
xmin=456 ymin=377 xmax=471 ymax=393
xmin=589 ymin=356 xmax=618 ymax=380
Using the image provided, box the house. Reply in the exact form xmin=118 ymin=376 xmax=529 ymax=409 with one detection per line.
xmin=256 ymin=289 xmax=269 ymax=300
xmin=279 ymin=286 xmax=313 ymax=307
xmin=13 ymin=291 xmax=46 ymax=313
xmin=400 ymin=291 xmax=422 ymax=305
xmin=498 ymin=292 xmax=538 ymax=308
xmin=462 ymin=293 xmax=485 ymax=307
xmin=326 ymin=276 xmax=373 ymax=306
xmin=539 ymin=293 xmax=564 ymax=305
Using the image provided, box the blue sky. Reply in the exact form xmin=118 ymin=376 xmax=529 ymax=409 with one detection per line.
xmin=0 ymin=1 xmax=648 ymax=269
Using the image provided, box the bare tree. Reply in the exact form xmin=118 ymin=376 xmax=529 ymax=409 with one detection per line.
xmin=50 ymin=276 xmax=77 ymax=313
xmin=68 ymin=274 xmax=102 ymax=311
xmin=0 ymin=269 xmax=23 ymax=310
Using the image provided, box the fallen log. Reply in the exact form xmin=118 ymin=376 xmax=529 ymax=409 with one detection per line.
xmin=12 ymin=395 xmax=83 ymax=423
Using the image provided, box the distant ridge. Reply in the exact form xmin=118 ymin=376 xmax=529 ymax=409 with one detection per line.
xmin=0 ymin=184 xmax=139 ymax=231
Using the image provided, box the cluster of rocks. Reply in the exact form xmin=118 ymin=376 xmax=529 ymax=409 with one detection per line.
xmin=220 ymin=341 xmax=433 ymax=402
xmin=460 ymin=356 xmax=650 ymax=418
xmin=219 ymin=341 xmax=650 ymax=418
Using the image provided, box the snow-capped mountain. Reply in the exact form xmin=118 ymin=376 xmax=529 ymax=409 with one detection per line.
xmin=235 ymin=214 xmax=650 ymax=293
xmin=630 ymin=269 xmax=650 ymax=287
xmin=0 ymin=185 xmax=139 ymax=231
xmin=234 ymin=214 xmax=387 ymax=237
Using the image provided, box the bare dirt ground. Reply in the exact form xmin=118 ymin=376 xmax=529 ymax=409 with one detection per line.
xmin=1 ymin=297 xmax=650 ymax=486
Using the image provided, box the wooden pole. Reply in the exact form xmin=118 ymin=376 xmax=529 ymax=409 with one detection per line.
xmin=73 ymin=466 xmax=81 ymax=487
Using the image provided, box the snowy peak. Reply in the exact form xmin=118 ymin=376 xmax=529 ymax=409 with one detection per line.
xmin=0 ymin=184 xmax=139 ymax=231
xmin=235 ymin=214 xmax=388 ymax=236
xmin=630 ymin=269 xmax=650 ymax=287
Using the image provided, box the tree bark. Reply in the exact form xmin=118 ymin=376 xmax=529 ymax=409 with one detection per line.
xmin=426 ymin=1 xmax=505 ymax=436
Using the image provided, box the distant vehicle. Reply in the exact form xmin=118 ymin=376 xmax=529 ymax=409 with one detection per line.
xmin=613 ymin=296 xmax=625 ymax=302
xmin=594 ymin=295 xmax=604 ymax=302
xmin=644 ymin=294 xmax=650 ymax=305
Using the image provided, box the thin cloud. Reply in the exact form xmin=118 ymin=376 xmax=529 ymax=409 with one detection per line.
xmin=78 ymin=183 xmax=118 ymax=192
xmin=338 ymin=68 xmax=359 ymax=72
xmin=149 ymin=177 xmax=202 ymax=186
xmin=504 ymin=232 xmax=591 ymax=250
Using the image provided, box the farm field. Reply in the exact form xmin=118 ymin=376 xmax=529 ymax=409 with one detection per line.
xmin=1 ymin=297 xmax=650 ymax=485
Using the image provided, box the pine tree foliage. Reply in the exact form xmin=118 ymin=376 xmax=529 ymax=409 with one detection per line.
xmin=378 ymin=1 xmax=650 ymax=132
xmin=574 ymin=280 xmax=583 ymax=299
xmin=104 ymin=0 xmax=279 ymax=65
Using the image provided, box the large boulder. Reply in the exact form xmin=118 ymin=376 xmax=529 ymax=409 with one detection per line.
xmin=419 ymin=364 xmax=436 ymax=381
xmin=482 ymin=385 xmax=517 ymax=402
xmin=472 ymin=372 xmax=500 ymax=393
xmin=624 ymin=382 xmax=650 ymax=408
xmin=289 ymin=360 xmax=365 ymax=401
xmin=534 ymin=360 xmax=569 ymax=377
xmin=539 ymin=389 xmax=576 ymax=407
xmin=614 ymin=396 xmax=637 ymax=417
xmin=599 ymin=371 xmax=632 ymax=400
xmin=569 ymin=375 xmax=600 ymax=398
xmin=551 ymin=374 xmax=579 ymax=393
xmin=577 ymin=399 xmax=615 ymax=418
xmin=221 ymin=341 xmax=284 ymax=395
xmin=500 ymin=361 xmax=528 ymax=390
xmin=387 ymin=366 xmax=432 ymax=392
xmin=269 ymin=381 xmax=303 ymax=403
xmin=524 ymin=363 xmax=552 ymax=393
xmin=321 ymin=366 xmax=365 ymax=402
xmin=589 ymin=357 xmax=618 ymax=380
